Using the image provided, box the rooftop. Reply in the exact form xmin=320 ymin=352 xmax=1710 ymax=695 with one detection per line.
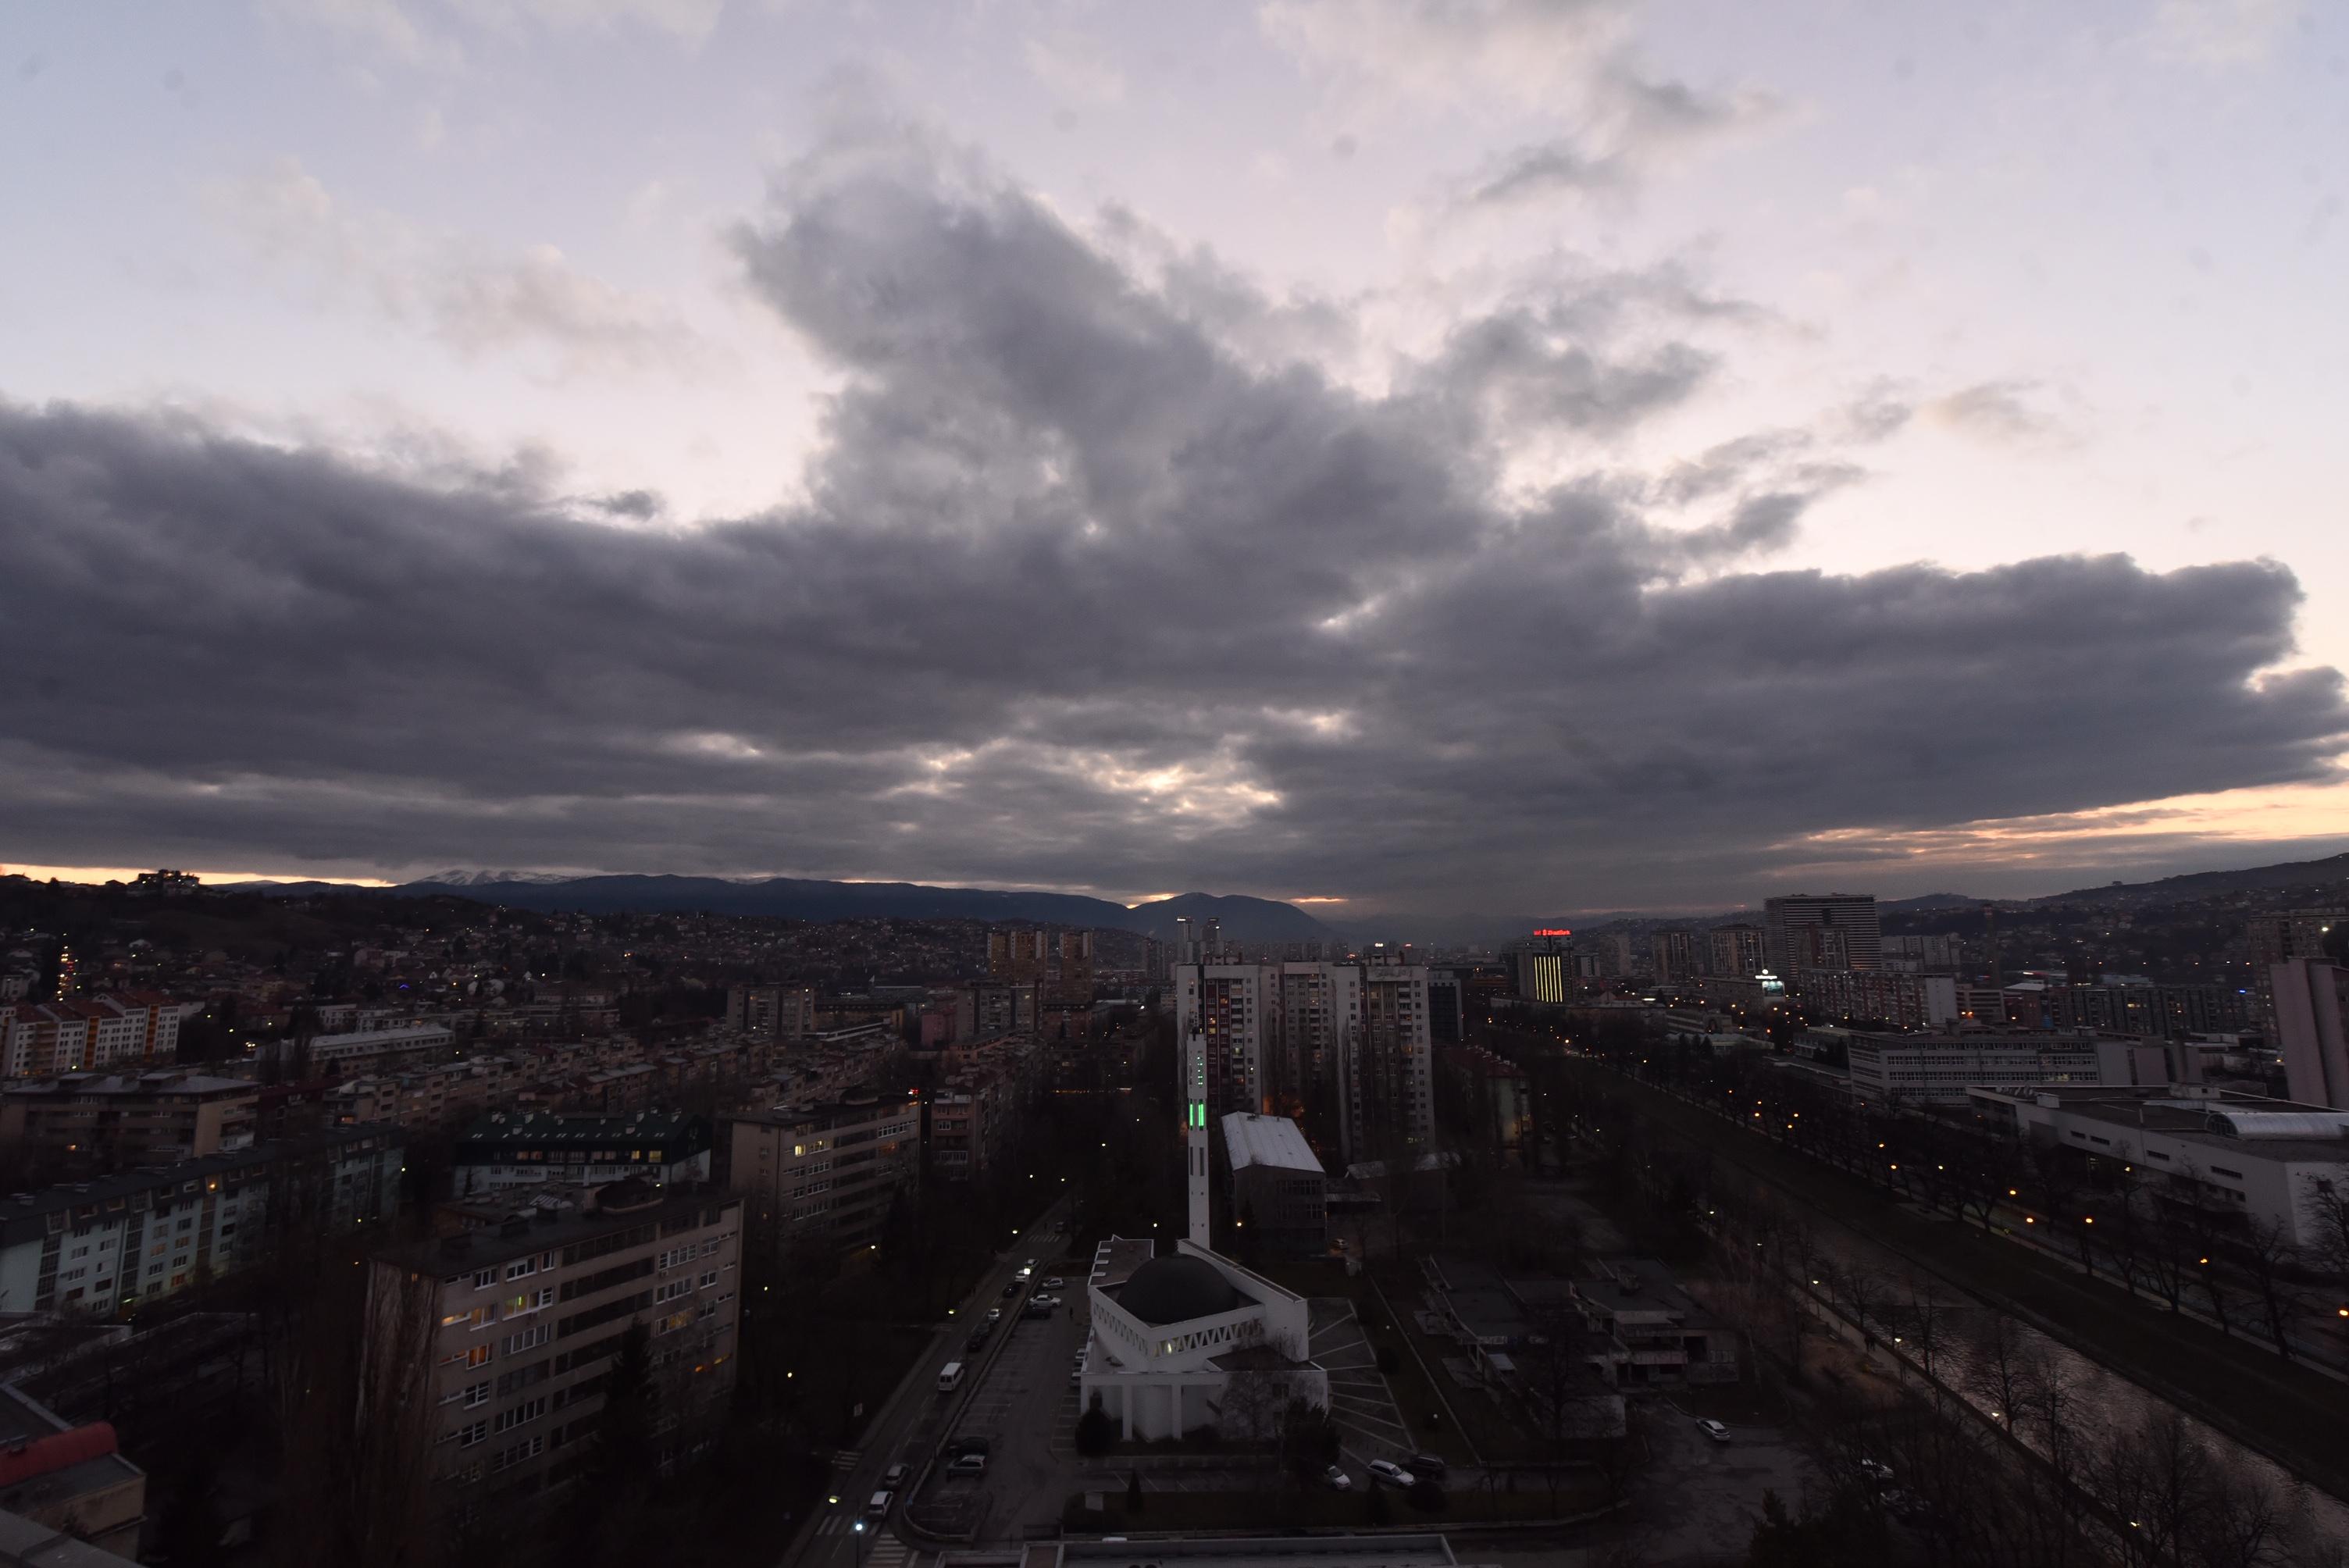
xmin=456 ymin=1108 xmax=708 ymax=1148
xmin=380 ymin=1181 xmax=738 ymax=1274
xmin=2 ymin=1072 xmax=254 ymax=1100
xmin=0 ymin=1124 xmax=402 ymax=1245
xmin=1220 ymin=1112 xmax=1323 ymax=1176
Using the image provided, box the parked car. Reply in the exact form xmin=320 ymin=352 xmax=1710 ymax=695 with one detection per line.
xmin=882 ymin=1463 xmax=910 ymax=1489
xmin=1367 ymin=1459 xmax=1413 ymax=1488
xmin=941 ymin=1436 xmax=990 ymax=1459
xmin=946 ymin=1452 xmax=988 ymax=1477
xmin=1403 ymin=1452 xmax=1448 ymax=1481
xmin=1857 ymin=1459 xmax=1895 ymax=1485
xmin=1696 ymin=1418 xmax=1732 ymax=1444
xmin=864 ymin=1491 xmax=895 ymax=1521
xmin=1042 ymin=1277 xmax=1066 ymax=1289
xmin=1321 ymin=1465 xmax=1352 ymax=1491
xmin=1069 ymin=1367 xmax=1083 ymax=1385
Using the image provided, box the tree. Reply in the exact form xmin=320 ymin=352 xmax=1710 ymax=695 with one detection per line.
xmin=1126 ymin=1470 xmax=1144 ymax=1513
xmin=1075 ymin=1406 xmax=1116 ymax=1457
xmin=267 ymin=1257 xmax=442 ymax=1568
xmin=2235 ymin=1214 xmax=2301 ymax=1360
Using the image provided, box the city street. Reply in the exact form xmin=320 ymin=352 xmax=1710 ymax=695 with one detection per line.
xmin=778 ymin=1195 xmax=1073 ymax=1568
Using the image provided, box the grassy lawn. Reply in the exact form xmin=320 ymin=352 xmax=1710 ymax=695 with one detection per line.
xmin=1580 ymin=1063 xmax=2349 ymax=1503
xmin=1062 ymin=1475 xmax=1610 ymax=1534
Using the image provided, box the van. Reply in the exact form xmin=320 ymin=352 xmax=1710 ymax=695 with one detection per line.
xmin=937 ymin=1361 xmax=965 ymax=1392
xmin=864 ymin=1491 xmax=894 ymax=1521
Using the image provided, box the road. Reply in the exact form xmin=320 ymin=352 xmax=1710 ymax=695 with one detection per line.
xmin=779 ymin=1194 xmax=1073 ymax=1568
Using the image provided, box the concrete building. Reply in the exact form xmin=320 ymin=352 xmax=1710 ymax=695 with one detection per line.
xmin=1792 ymin=968 xmax=1957 ymax=1029
xmin=1172 ymin=963 xmax=1279 ymax=1119
xmin=1076 ymin=1236 xmax=1327 ymax=1441
xmin=725 ymin=985 xmax=814 ymax=1039
xmin=1966 ymin=1084 xmax=2349 ymax=1249
xmin=1652 ymin=929 xmax=1696 ymax=984
xmin=1706 ymin=924 xmax=1764 ymax=978
xmin=2250 ymin=911 xmax=2344 ymax=1042
xmin=725 ymin=1086 xmax=919 ymax=1254
xmin=2272 ymin=958 xmax=2349 ymax=1109
xmin=1764 ymin=893 xmax=1881 ymax=975
xmin=0 ymin=1389 xmax=144 ymax=1559
xmin=0 ymin=1071 xmax=259 ymax=1177
xmin=453 ymin=1110 xmax=715 ymax=1196
xmin=1349 ymin=964 xmax=1435 ymax=1159
xmin=1 ymin=996 xmax=197 ymax=1079
xmin=1838 ymin=1029 xmax=2167 ymax=1106
xmin=375 ymin=1180 xmax=741 ymax=1512
xmin=291 ymin=1022 xmax=454 ymax=1071
xmin=987 ymin=928 xmax=1096 ymax=1010
xmin=1221 ymin=1113 xmax=1326 ymax=1258
xmin=0 ymin=1124 xmax=404 ymax=1314
xmin=1508 ymin=933 xmax=1571 ymax=1004
xmin=1566 ymin=1259 xmax=1740 ymax=1388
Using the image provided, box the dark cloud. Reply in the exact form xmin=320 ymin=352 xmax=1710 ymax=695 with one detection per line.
xmin=2 ymin=126 xmax=2342 ymax=909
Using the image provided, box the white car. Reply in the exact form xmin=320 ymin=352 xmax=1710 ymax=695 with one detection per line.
xmin=1321 ymin=1465 xmax=1352 ymax=1491
xmin=1367 ymin=1459 xmax=1413 ymax=1488
xmin=1696 ymin=1418 xmax=1731 ymax=1444
xmin=1042 ymin=1277 xmax=1066 ymax=1290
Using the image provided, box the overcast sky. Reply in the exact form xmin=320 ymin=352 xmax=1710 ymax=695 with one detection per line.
xmin=4 ymin=0 xmax=2347 ymax=914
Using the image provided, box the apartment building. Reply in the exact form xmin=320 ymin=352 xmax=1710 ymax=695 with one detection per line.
xmin=987 ymin=928 xmax=1096 ymax=1010
xmin=454 ymin=1110 xmax=715 ymax=1196
xmin=725 ymin=1087 xmax=919 ymax=1253
xmin=0 ymin=1071 xmax=259 ymax=1178
xmin=0 ymin=1124 xmax=404 ymax=1314
xmin=329 ymin=1055 xmax=527 ymax=1132
xmin=378 ymin=1181 xmax=741 ymax=1512
xmin=1763 ymin=893 xmax=1882 ymax=975
xmin=286 ymin=1022 xmax=454 ymax=1071
xmin=1706 ymin=925 xmax=1765 ymax=978
xmin=1349 ymin=964 xmax=1434 ymax=1158
xmin=724 ymin=984 xmax=816 ymax=1039
xmin=2249 ymin=911 xmax=2344 ymax=1042
xmin=1791 ymin=968 xmax=1958 ymax=1030
xmin=1 ymin=996 xmax=198 ymax=1079
xmin=2272 ymin=957 xmax=2349 ymax=1109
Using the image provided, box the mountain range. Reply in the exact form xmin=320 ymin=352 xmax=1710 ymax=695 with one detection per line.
xmin=365 ymin=874 xmax=1340 ymax=945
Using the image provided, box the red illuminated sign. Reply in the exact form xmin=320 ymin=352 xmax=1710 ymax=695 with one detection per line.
xmin=1532 ymin=928 xmax=1573 ymax=936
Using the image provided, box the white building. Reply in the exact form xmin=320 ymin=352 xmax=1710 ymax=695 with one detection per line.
xmin=297 ymin=1022 xmax=454 ymax=1068
xmin=1967 ymin=1085 xmax=2349 ymax=1249
xmin=1837 ymin=1029 xmax=2168 ymax=1106
xmin=1076 ymin=1236 xmax=1327 ymax=1441
xmin=2272 ymin=958 xmax=2349 ymax=1110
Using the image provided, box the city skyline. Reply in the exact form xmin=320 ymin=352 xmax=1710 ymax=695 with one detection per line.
xmin=6 ymin=0 xmax=2348 ymax=911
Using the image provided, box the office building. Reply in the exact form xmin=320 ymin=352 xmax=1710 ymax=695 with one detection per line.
xmin=1836 ymin=1029 xmax=2166 ymax=1106
xmin=1507 ymin=932 xmax=1571 ymax=1004
xmin=0 ymin=1071 xmax=260 ymax=1178
xmin=725 ymin=1086 xmax=919 ymax=1253
xmin=1763 ymin=893 xmax=1881 ymax=974
xmin=453 ymin=1110 xmax=715 ymax=1196
xmin=376 ymin=1181 xmax=741 ymax=1512
xmin=2272 ymin=958 xmax=2349 ymax=1110
xmin=1969 ymin=1083 xmax=2349 ymax=1248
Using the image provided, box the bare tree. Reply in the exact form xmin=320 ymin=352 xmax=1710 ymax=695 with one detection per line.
xmin=2236 ymin=1215 xmax=2302 ymax=1362
xmin=269 ymin=1254 xmax=443 ymax=1568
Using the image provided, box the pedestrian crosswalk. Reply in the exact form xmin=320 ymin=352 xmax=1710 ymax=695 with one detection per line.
xmin=867 ymin=1534 xmax=911 ymax=1568
xmin=807 ymin=1515 xmax=914 ymax=1568
xmin=831 ymin=1448 xmax=864 ymax=1472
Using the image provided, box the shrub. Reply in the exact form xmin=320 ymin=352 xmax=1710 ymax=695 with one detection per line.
xmin=1075 ymin=1408 xmax=1116 ymax=1457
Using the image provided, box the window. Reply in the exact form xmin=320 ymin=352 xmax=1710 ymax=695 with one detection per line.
xmin=454 ymin=1420 xmax=489 ymax=1448
xmin=504 ymin=1324 xmax=551 ymax=1355
xmin=506 ymin=1258 xmax=536 ymax=1281
xmin=473 ymin=1267 xmax=498 ymax=1289
xmin=494 ymin=1397 xmax=547 ymax=1432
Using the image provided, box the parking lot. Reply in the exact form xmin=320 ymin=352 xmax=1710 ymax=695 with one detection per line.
xmin=922 ymin=1270 xmax=1090 ymax=1541
xmin=1627 ymin=1399 xmax=1815 ymax=1564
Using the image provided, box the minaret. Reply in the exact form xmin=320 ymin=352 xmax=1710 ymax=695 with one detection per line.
xmin=1185 ymin=1028 xmax=1211 ymax=1249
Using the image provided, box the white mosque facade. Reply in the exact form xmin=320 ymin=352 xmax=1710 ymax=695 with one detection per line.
xmin=1072 ymin=1032 xmax=1331 ymax=1441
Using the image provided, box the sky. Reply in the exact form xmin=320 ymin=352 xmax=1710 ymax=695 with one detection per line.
xmin=3 ymin=0 xmax=2347 ymax=915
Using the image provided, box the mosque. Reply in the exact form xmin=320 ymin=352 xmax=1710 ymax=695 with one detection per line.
xmin=1071 ymin=1033 xmax=1331 ymax=1441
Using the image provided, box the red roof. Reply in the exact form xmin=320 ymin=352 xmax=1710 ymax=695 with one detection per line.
xmin=0 ymin=1422 xmax=119 ymax=1486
